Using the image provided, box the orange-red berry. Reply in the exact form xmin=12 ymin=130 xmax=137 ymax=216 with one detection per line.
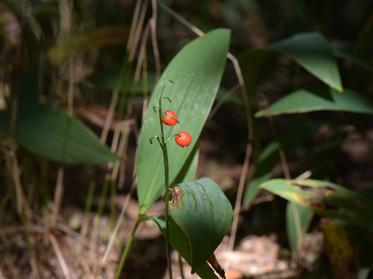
xmin=162 ymin=110 xmax=178 ymax=126
xmin=175 ymin=131 xmax=192 ymax=147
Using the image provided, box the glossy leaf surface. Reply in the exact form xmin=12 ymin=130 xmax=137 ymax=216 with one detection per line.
xmin=168 ymin=177 xmax=233 ymax=271
xmin=256 ymin=89 xmax=373 ymax=117
xmin=136 ymin=29 xmax=230 ymax=213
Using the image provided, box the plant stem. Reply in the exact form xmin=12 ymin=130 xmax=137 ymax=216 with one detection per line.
xmin=115 ymin=218 xmax=141 ymax=279
xmin=157 ymin=88 xmax=173 ymax=279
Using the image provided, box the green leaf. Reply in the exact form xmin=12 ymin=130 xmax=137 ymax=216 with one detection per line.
xmin=172 ymin=144 xmax=199 ymax=185
xmin=268 ymin=32 xmax=342 ymax=91
xmin=286 ymin=202 xmax=313 ymax=252
xmin=259 ymin=179 xmax=373 ymax=231
xmin=256 ymin=89 xmax=373 ymax=117
xmin=239 ymin=32 xmax=343 ymax=95
xmin=136 ymin=29 xmax=230 ymax=213
xmin=0 ymin=77 xmax=116 ymax=164
xmin=169 ymin=178 xmax=233 ymax=271
xmin=152 ymin=216 xmax=218 ymax=279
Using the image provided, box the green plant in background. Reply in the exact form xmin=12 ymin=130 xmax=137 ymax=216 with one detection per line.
xmin=238 ymin=28 xmax=373 ymax=277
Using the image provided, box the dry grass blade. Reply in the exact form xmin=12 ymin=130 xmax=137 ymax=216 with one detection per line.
xmin=150 ymin=0 xmax=161 ymax=79
xmin=51 ymin=167 xmax=64 ymax=227
xmin=100 ymin=186 xmax=134 ymax=268
xmin=128 ymin=0 xmax=148 ymax=62
xmin=49 ymin=234 xmax=72 ymax=279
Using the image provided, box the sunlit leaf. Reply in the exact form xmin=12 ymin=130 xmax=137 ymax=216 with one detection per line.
xmin=256 ymin=89 xmax=373 ymax=117
xmin=239 ymin=32 xmax=343 ymax=94
xmin=259 ymin=179 xmax=373 ymax=231
xmin=136 ymin=29 xmax=230 ymax=213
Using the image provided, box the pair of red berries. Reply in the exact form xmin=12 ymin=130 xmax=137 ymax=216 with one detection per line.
xmin=162 ymin=110 xmax=192 ymax=147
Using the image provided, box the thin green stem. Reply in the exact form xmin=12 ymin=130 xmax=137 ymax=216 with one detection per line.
xmin=158 ymin=85 xmax=173 ymax=279
xmin=115 ymin=218 xmax=141 ymax=279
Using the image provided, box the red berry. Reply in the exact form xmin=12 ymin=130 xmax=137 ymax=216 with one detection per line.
xmin=175 ymin=131 xmax=192 ymax=147
xmin=162 ymin=110 xmax=178 ymax=126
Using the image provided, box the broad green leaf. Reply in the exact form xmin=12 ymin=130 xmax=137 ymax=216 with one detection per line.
xmin=136 ymin=29 xmax=230 ymax=213
xmin=259 ymin=179 xmax=373 ymax=231
xmin=0 ymin=78 xmax=116 ymax=164
xmin=169 ymin=178 xmax=232 ymax=271
xmin=268 ymin=32 xmax=342 ymax=91
xmin=0 ymin=105 xmax=116 ymax=164
xmin=256 ymin=89 xmax=373 ymax=117
xmin=152 ymin=217 xmax=218 ymax=279
xmin=172 ymin=144 xmax=199 ymax=185
xmin=239 ymin=32 xmax=343 ymax=95
xmin=286 ymin=202 xmax=313 ymax=252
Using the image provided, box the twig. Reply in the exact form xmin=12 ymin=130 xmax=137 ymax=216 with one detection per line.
xmin=128 ymin=0 xmax=148 ymax=62
xmin=51 ymin=167 xmax=64 ymax=227
xmin=100 ymin=184 xmax=135 ymax=267
xmin=226 ymin=53 xmax=254 ymax=251
xmin=150 ymin=0 xmax=161 ymax=80
xmin=100 ymin=89 xmax=119 ymax=143
xmin=126 ymin=0 xmax=142 ymax=53
xmin=49 ymin=234 xmax=72 ymax=279
xmin=134 ymin=22 xmax=150 ymax=82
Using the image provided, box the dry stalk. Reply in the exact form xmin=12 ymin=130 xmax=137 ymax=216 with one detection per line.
xmin=100 ymin=184 xmax=135 ymax=268
xmin=49 ymin=234 xmax=72 ymax=279
xmin=150 ymin=0 xmax=161 ymax=79
xmin=134 ymin=22 xmax=150 ymax=82
xmin=51 ymin=167 xmax=64 ymax=227
xmin=128 ymin=0 xmax=148 ymax=62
